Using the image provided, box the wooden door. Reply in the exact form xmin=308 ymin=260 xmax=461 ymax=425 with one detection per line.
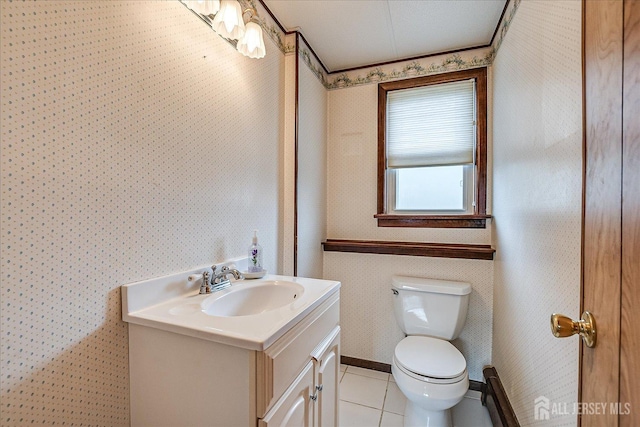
xmin=582 ymin=0 xmax=639 ymax=425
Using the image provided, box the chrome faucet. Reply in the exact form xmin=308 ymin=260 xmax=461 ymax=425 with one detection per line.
xmin=195 ymin=265 xmax=244 ymax=294
xmin=209 ymin=265 xmax=244 ymax=292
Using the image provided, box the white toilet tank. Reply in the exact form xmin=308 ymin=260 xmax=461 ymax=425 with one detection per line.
xmin=392 ymin=276 xmax=471 ymax=340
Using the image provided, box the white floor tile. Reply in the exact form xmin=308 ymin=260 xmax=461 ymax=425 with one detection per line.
xmin=380 ymin=411 xmax=404 ymax=427
xmin=383 ymin=381 xmax=406 ymax=415
xmin=346 ymin=365 xmax=390 ymax=381
xmin=340 ymin=371 xmax=492 ymax=427
xmin=451 ymin=396 xmax=493 ymax=427
xmin=340 ymin=401 xmax=382 ymax=427
xmin=389 ymin=374 xmax=396 ymax=383
xmin=464 ymin=389 xmax=482 ymax=400
xmin=340 ymin=373 xmax=388 ymax=409
xmin=341 ymin=364 xmax=347 ymax=372
xmin=340 ymin=369 xmax=346 ymax=383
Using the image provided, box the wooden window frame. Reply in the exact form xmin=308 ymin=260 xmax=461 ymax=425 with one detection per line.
xmin=375 ymin=67 xmax=490 ymax=228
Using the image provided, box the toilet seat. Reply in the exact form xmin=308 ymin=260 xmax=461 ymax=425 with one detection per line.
xmin=394 ymin=336 xmax=467 ymax=383
xmin=394 ymin=356 xmax=467 ymax=385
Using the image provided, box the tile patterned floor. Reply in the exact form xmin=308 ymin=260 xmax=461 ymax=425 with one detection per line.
xmin=339 ymin=364 xmax=494 ymax=427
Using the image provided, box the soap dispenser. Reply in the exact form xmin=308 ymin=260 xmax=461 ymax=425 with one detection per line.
xmin=248 ymin=230 xmax=263 ymax=273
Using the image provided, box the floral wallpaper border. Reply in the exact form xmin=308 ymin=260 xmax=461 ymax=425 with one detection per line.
xmin=491 ymin=0 xmax=521 ymax=54
xmin=298 ymin=36 xmax=329 ymax=86
xmin=182 ymin=0 xmax=521 ymax=90
xmin=242 ymin=0 xmax=295 ymax=54
xmin=324 ymin=48 xmax=494 ymax=89
xmin=319 ymin=0 xmax=521 ymax=90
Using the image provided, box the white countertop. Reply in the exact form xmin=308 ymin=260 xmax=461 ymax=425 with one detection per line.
xmin=122 ymin=268 xmax=340 ymax=351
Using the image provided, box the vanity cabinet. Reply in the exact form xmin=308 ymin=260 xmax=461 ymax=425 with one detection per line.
xmin=128 ymin=290 xmax=340 ymax=427
xmin=260 ymin=326 xmax=340 ymax=427
xmin=259 ymin=361 xmax=314 ymax=427
xmin=313 ymin=328 xmax=340 ymax=427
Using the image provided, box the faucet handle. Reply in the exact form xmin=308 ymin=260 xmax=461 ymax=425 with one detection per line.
xmin=198 ymin=271 xmax=211 ymax=294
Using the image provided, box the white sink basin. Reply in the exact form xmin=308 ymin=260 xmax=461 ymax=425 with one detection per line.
xmin=202 ymin=280 xmax=304 ymax=317
xmin=122 ymin=269 xmax=340 ymax=350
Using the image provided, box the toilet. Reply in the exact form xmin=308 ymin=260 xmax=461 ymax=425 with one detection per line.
xmin=391 ymin=275 xmax=471 ymax=427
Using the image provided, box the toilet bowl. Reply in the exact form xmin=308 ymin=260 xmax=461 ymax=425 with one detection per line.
xmin=390 ymin=276 xmax=471 ymax=427
xmin=392 ymin=336 xmax=468 ymax=426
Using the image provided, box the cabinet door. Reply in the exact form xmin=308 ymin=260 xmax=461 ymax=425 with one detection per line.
xmin=257 ymin=293 xmax=339 ymax=417
xmin=259 ymin=361 xmax=314 ymax=427
xmin=313 ymin=327 xmax=340 ymax=427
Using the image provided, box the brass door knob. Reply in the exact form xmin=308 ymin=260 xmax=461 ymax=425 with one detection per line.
xmin=550 ymin=311 xmax=597 ymax=348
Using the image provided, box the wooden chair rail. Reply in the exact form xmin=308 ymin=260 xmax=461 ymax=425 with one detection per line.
xmin=322 ymin=239 xmax=495 ymax=260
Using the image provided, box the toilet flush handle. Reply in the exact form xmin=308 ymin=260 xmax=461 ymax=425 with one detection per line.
xmin=392 ymin=289 xmax=398 ymax=295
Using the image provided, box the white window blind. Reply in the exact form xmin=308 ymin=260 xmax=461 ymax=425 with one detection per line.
xmin=386 ymin=79 xmax=476 ymax=168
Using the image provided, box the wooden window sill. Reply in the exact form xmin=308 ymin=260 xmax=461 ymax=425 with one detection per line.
xmin=322 ymin=239 xmax=495 ymax=260
xmin=374 ymin=214 xmax=492 ymax=228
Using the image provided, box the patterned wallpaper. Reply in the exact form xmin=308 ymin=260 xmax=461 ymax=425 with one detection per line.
xmin=319 ymin=0 xmax=526 ymax=384
xmin=492 ymin=0 xmax=582 ymax=425
xmin=280 ymin=52 xmax=296 ymax=276
xmin=326 ymin=84 xmax=492 ymax=245
xmin=296 ymin=50 xmax=327 ymax=279
xmin=324 ymin=82 xmax=494 ymax=381
xmin=324 ymin=252 xmax=493 ymax=382
xmin=0 ymin=1 xmax=284 ymax=425
xmin=298 ymin=35 xmax=329 ymax=89
xmin=1 ymin=0 xmax=573 ymax=424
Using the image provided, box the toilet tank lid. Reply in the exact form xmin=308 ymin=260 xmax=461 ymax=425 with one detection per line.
xmin=392 ymin=276 xmax=471 ymax=295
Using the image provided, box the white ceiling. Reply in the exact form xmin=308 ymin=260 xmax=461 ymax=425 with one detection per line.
xmin=263 ymin=0 xmax=507 ymax=72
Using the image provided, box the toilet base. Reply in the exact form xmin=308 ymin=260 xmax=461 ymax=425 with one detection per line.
xmin=403 ymin=401 xmax=452 ymax=427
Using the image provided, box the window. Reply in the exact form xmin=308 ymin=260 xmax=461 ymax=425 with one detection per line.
xmin=376 ymin=68 xmax=488 ymax=228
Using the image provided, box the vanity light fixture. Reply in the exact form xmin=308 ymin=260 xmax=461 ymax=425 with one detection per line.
xmin=212 ymin=0 xmax=246 ymax=40
xmin=181 ymin=0 xmax=266 ymax=58
xmin=187 ymin=0 xmax=220 ymax=15
xmin=236 ymin=9 xmax=266 ymax=59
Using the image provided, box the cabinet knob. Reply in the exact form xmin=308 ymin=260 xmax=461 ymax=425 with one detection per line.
xmin=310 ymin=393 xmax=318 ymax=402
xmin=316 ymin=384 xmax=323 ymax=392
